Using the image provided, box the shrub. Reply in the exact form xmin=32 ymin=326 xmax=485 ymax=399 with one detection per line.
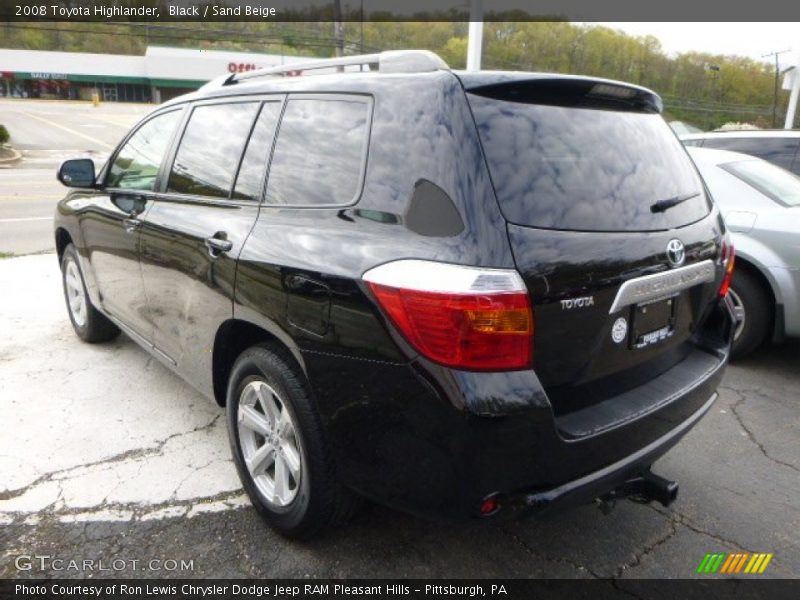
xmin=716 ymin=122 xmax=760 ymax=131
xmin=0 ymin=124 xmax=9 ymax=144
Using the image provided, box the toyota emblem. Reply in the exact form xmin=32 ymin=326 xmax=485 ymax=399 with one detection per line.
xmin=666 ymin=239 xmax=685 ymax=267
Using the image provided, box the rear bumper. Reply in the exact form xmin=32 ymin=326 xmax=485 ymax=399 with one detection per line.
xmin=303 ymin=298 xmax=733 ymax=520
xmin=505 ymin=390 xmax=718 ymax=519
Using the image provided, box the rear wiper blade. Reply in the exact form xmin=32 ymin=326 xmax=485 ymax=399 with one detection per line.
xmin=650 ymin=191 xmax=700 ymax=213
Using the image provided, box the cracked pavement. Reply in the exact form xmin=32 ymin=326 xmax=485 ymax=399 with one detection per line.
xmin=1 ymin=254 xmax=798 ymax=579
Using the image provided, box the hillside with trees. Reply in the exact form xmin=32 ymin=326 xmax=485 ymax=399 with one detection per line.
xmin=0 ymin=20 xmax=791 ymax=128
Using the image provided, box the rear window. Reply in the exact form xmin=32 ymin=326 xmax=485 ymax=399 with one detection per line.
xmin=468 ymin=93 xmax=710 ymax=231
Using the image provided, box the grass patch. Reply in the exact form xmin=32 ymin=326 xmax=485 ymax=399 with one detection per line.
xmin=0 ymin=252 xmax=15 ymax=259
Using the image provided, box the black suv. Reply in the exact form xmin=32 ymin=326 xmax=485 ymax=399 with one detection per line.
xmin=54 ymin=50 xmax=736 ymax=538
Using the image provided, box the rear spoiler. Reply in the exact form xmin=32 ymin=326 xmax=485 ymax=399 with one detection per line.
xmin=462 ymin=75 xmax=663 ymax=114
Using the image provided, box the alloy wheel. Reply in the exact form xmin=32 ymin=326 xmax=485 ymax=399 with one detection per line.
xmin=237 ymin=380 xmax=303 ymax=507
xmin=64 ymin=258 xmax=87 ymax=328
xmin=728 ymin=288 xmax=746 ymax=341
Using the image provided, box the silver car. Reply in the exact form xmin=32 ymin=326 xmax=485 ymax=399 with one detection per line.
xmin=688 ymin=147 xmax=800 ymax=358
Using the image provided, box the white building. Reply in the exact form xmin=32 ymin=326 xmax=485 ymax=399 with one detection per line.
xmin=0 ymin=45 xmax=307 ymax=103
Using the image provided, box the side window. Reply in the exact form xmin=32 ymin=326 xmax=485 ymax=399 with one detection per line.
xmin=167 ymin=102 xmax=259 ymax=198
xmin=265 ymin=97 xmax=369 ymax=206
xmin=704 ymin=137 xmax=799 ymax=171
xmin=791 ymin=155 xmax=800 ymax=176
xmin=232 ymin=102 xmax=282 ymax=201
xmin=107 ymin=110 xmax=182 ymax=191
xmin=682 ymin=139 xmax=704 ymax=147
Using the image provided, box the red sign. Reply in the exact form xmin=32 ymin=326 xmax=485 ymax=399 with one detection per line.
xmin=228 ymin=62 xmax=259 ymax=73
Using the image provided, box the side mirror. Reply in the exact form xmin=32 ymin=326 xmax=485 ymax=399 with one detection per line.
xmin=57 ymin=159 xmax=96 ymax=188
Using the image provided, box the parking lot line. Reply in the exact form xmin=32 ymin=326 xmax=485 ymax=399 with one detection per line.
xmin=0 ymin=195 xmax=64 ymax=200
xmin=0 ymin=216 xmax=53 ymax=222
xmin=18 ymin=110 xmax=115 ymax=150
xmin=0 ymin=181 xmax=62 ymax=186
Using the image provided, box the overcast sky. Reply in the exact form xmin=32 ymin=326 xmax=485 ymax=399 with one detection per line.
xmin=594 ymin=23 xmax=800 ymax=67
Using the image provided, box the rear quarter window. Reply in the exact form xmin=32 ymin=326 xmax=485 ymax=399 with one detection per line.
xmin=468 ymin=93 xmax=710 ymax=232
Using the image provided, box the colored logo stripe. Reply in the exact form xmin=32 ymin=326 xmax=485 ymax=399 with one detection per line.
xmin=745 ymin=553 xmax=774 ymax=574
xmin=697 ymin=552 xmax=773 ymax=574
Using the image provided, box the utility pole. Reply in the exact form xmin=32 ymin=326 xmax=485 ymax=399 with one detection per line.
xmin=333 ymin=0 xmax=345 ymax=62
xmin=705 ymin=64 xmax=720 ymax=130
xmin=786 ymin=66 xmax=800 ymax=129
xmin=466 ymin=0 xmax=483 ymax=71
xmin=763 ymin=48 xmax=791 ymax=127
xmin=360 ymin=0 xmax=364 ymax=54
xmin=785 ymin=51 xmax=800 ymax=129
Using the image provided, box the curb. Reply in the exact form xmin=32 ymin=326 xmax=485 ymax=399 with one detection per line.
xmin=0 ymin=144 xmax=22 ymax=165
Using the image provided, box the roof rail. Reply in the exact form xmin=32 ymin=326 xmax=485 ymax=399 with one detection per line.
xmin=205 ymin=50 xmax=448 ymax=89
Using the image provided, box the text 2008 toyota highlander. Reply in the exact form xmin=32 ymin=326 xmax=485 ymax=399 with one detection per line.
xmin=53 ymin=51 xmax=736 ymax=538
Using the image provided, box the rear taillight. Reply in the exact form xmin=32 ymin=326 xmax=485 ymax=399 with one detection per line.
xmin=719 ymin=241 xmax=735 ymax=297
xmin=363 ymin=260 xmax=533 ymax=371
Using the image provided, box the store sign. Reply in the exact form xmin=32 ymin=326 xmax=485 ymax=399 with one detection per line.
xmin=228 ymin=62 xmax=260 ymax=73
xmin=31 ymin=72 xmax=68 ymax=80
xmin=226 ymin=62 xmax=302 ymax=77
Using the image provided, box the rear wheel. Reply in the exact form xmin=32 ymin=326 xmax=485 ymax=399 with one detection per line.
xmin=226 ymin=344 xmax=358 ymax=539
xmin=729 ymin=269 xmax=771 ymax=360
xmin=60 ymin=244 xmax=120 ymax=343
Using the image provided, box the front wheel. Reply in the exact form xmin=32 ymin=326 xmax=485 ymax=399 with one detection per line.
xmin=226 ymin=344 xmax=358 ymax=539
xmin=60 ymin=244 xmax=120 ymax=343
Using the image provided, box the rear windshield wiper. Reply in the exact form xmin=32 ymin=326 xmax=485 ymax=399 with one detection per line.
xmin=650 ymin=191 xmax=701 ymax=213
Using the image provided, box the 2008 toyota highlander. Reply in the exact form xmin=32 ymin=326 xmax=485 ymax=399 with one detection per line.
xmin=53 ymin=50 xmax=736 ymax=538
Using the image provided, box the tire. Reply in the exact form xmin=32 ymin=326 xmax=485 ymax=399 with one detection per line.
xmin=226 ymin=343 xmax=359 ymax=539
xmin=729 ymin=268 xmax=771 ymax=360
xmin=60 ymin=244 xmax=120 ymax=343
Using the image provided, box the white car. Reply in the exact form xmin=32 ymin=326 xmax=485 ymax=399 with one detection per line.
xmin=688 ymin=147 xmax=800 ymax=358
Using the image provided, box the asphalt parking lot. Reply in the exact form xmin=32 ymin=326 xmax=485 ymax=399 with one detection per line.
xmin=0 ymin=98 xmax=150 ymax=255
xmin=0 ymin=251 xmax=798 ymax=580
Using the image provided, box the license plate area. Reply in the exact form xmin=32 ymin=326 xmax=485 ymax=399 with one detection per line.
xmin=631 ymin=295 xmax=677 ymax=349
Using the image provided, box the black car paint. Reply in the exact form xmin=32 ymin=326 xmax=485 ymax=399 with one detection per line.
xmin=55 ymin=68 xmax=735 ymax=519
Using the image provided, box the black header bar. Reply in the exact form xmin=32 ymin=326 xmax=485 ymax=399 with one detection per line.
xmin=2 ymin=0 xmax=800 ymax=22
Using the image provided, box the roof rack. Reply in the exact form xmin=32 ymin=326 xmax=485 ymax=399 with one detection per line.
xmin=202 ymin=50 xmax=449 ymax=90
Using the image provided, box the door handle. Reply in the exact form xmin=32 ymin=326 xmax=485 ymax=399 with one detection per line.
xmin=205 ymin=234 xmax=233 ymax=257
xmin=123 ymin=217 xmax=141 ymax=233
